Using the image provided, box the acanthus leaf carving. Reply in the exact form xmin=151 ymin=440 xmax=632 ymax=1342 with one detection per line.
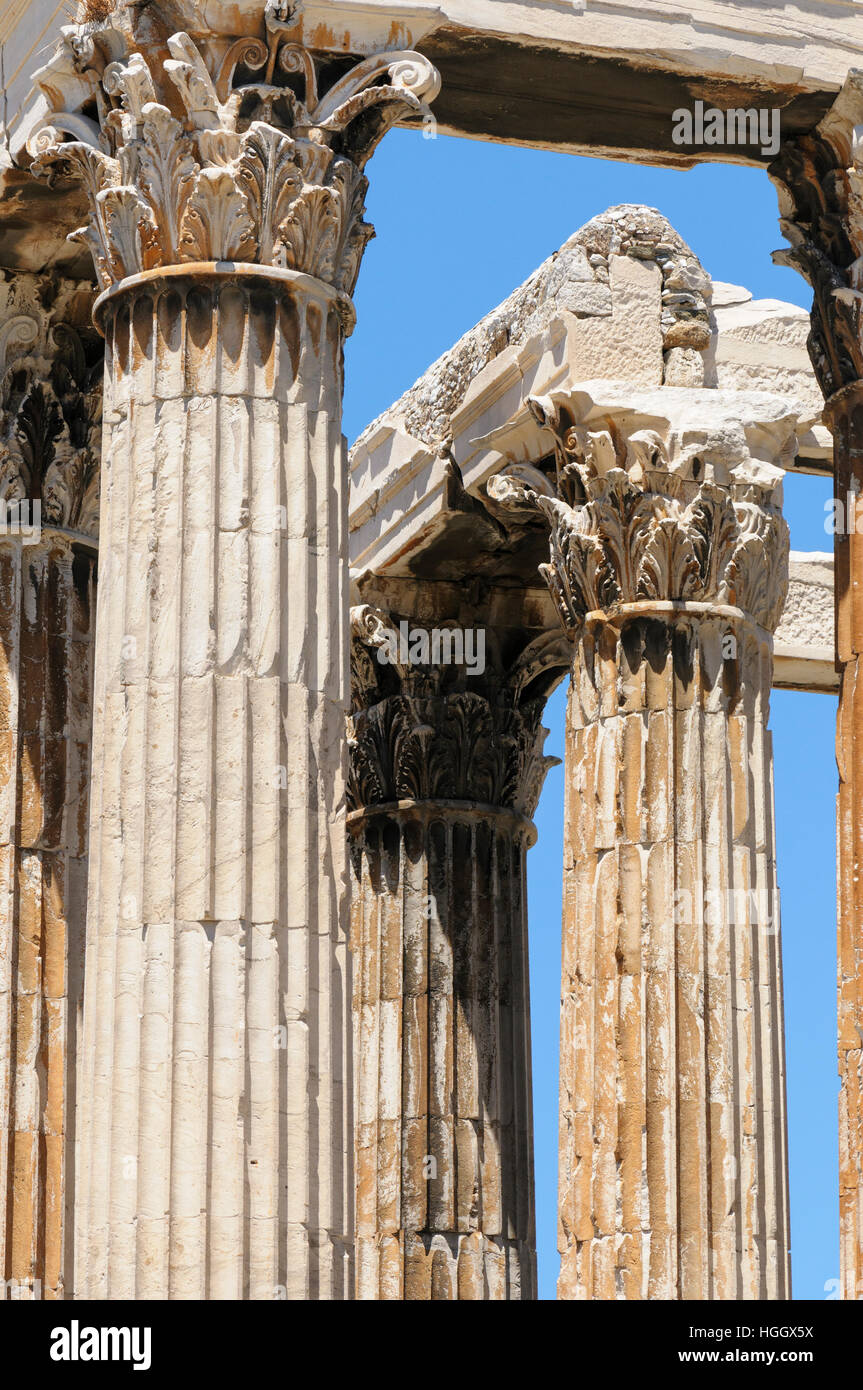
xmin=33 ymin=142 xmax=120 ymax=290
xmin=179 ymin=167 xmax=258 ymax=262
xmin=98 ymin=184 xmax=161 ymax=281
xmin=236 ymin=123 xmax=303 ymax=266
xmin=134 ymin=105 xmax=199 ymax=262
xmin=769 ymin=71 xmax=863 ymax=400
xmin=279 ymin=184 xmax=341 ymax=283
xmin=489 ymin=394 xmax=790 ymax=635
xmin=30 ymin=22 xmax=440 ymax=306
xmin=331 ymin=159 xmax=374 ymax=296
xmin=347 ymin=691 xmax=553 ymax=818
xmin=0 ymin=274 xmax=103 ymax=541
xmin=348 ymin=605 xmax=565 ymax=818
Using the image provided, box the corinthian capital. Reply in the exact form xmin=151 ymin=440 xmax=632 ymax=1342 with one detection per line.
xmin=487 ymin=387 xmax=794 ymax=636
xmin=348 ymin=604 xmax=566 ymax=818
xmin=769 ymin=70 xmax=863 ymax=401
xmin=0 ymin=273 xmax=101 ymax=541
xmin=28 ymin=6 xmax=440 ymax=302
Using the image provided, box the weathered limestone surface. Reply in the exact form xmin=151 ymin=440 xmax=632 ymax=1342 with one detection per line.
xmin=26 ymin=8 xmax=439 ymax=1299
xmin=707 ymin=285 xmax=832 ymax=471
xmin=0 ymin=0 xmax=851 ymax=1309
xmin=489 ymin=390 xmax=793 ymax=1298
xmin=771 ymin=72 xmax=863 ymax=1301
xmin=774 ymin=552 xmax=836 ymax=693
xmin=348 ymin=599 xmax=565 ymax=1298
xmin=0 ymin=271 xmax=100 ymax=1299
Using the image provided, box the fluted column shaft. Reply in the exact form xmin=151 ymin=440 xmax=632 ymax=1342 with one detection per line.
xmin=348 ymin=610 xmax=563 ymax=1299
xmin=0 ymin=539 xmax=96 ymax=1300
xmin=770 ymin=77 xmax=863 ymax=1298
xmin=74 ymin=265 xmax=350 ymax=1299
xmin=0 ymin=271 xmax=100 ymax=1301
xmin=350 ymin=801 xmax=535 ymax=1300
xmin=488 ymin=387 xmax=797 ymax=1300
xmin=826 ymin=383 xmax=863 ymax=1300
xmin=28 ymin=13 xmax=440 ymax=1302
xmin=559 ymin=611 xmax=790 ymax=1299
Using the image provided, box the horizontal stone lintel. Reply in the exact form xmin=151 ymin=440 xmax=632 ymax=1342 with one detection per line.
xmin=1 ymin=0 xmax=861 ymax=268
xmin=4 ymin=0 xmax=857 ymax=169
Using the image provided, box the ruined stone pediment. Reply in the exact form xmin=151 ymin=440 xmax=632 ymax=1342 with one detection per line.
xmin=349 ymin=204 xmax=835 ymax=689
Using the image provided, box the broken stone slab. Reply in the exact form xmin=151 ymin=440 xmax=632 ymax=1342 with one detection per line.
xmin=706 ymin=294 xmax=830 ymax=469
xmin=774 ymin=550 xmax=836 ymax=692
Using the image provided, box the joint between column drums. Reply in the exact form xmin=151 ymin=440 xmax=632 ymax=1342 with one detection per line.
xmin=581 ymin=601 xmax=772 ymax=647
xmin=0 ymin=527 xmax=99 ymax=557
xmin=92 ymin=262 xmax=357 ymax=338
xmin=346 ymin=800 xmax=538 ymax=847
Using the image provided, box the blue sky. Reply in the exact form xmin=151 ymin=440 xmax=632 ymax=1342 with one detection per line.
xmin=344 ymin=129 xmax=838 ymax=1300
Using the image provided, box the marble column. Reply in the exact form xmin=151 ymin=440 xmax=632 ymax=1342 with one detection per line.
xmin=823 ymin=385 xmax=863 ymax=1303
xmin=771 ymin=81 xmax=863 ymax=1300
xmin=29 ymin=12 xmax=439 ymax=1299
xmin=347 ymin=606 xmax=563 ymax=1299
xmin=0 ymin=272 xmax=101 ymax=1299
xmin=490 ymin=389 xmax=795 ymax=1299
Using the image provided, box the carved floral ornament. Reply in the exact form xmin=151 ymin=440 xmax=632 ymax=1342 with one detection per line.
xmin=0 ymin=275 xmax=101 ymax=540
xmin=347 ymin=605 xmax=566 ymax=817
xmin=768 ymin=69 xmax=863 ymax=401
xmin=27 ymin=4 xmax=440 ymax=301
xmin=486 ymin=394 xmax=790 ymax=637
